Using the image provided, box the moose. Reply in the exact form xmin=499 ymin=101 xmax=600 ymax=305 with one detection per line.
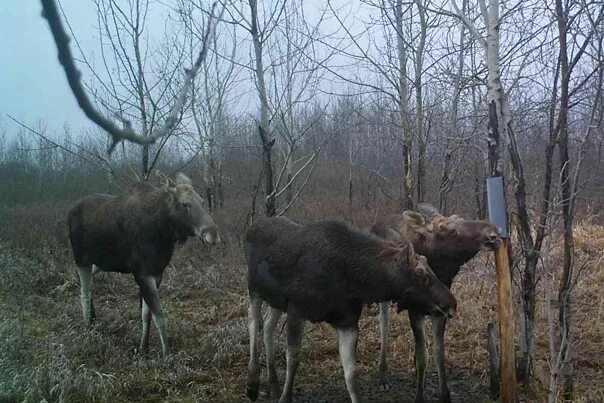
xmin=245 ymin=216 xmax=457 ymax=403
xmin=371 ymin=204 xmax=500 ymax=403
xmin=67 ymin=171 xmax=220 ymax=356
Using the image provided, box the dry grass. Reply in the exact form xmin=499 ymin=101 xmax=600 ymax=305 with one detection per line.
xmin=0 ymin=200 xmax=602 ymax=402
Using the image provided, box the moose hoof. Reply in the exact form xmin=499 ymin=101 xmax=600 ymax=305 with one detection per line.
xmin=162 ymin=352 xmax=173 ymax=363
xmin=438 ymin=391 xmax=452 ymax=403
xmin=246 ymin=388 xmax=259 ymax=401
xmin=246 ymin=382 xmax=260 ymax=401
xmin=268 ymin=382 xmax=281 ymax=399
xmin=378 ymin=377 xmax=390 ymax=392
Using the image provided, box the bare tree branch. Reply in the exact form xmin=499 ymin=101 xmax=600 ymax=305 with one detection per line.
xmin=40 ymin=0 xmax=224 ymax=153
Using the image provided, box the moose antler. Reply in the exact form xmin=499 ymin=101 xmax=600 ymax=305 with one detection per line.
xmin=156 ymin=170 xmax=173 ymax=188
xmin=40 ymin=0 xmax=224 ymax=154
xmin=417 ymin=203 xmax=440 ymax=220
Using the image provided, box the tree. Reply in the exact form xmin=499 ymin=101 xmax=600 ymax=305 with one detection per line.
xmin=229 ymin=0 xmax=329 ymax=217
xmin=40 ymin=0 xmax=223 ymax=161
xmin=176 ymin=0 xmax=242 ymax=210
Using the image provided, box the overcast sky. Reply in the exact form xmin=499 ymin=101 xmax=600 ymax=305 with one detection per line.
xmin=0 ymin=2 xmax=103 ymax=136
xmin=0 ymin=1 xmax=374 ymax=141
xmin=0 ymin=1 xmax=338 ymax=140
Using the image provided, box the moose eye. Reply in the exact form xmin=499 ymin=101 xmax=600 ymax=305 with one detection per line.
xmin=422 ymin=275 xmax=431 ymax=286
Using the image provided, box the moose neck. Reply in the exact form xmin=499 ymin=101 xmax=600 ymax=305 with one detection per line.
xmin=420 ymin=234 xmax=480 ymax=266
xmin=141 ymin=188 xmax=187 ymax=245
xmin=343 ymin=253 xmax=411 ymax=304
xmin=412 ymin=234 xmax=480 ymax=287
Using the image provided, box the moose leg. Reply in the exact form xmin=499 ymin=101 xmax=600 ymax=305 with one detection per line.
xmin=135 ymin=274 xmax=169 ymax=357
xmin=337 ymin=326 xmax=361 ymax=403
xmin=409 ymin=310 xmax=427 ymax=403
xmin=140 ymin=299 xmax=151 ymax=354
xmin=140 ymin=275 xmax=163 ymax=354
xmin=279 ymin=316 xmax=304 ymax=403
xmin=246 ymin=295 xmax=262 ymax=401
xmin=378 ymin=302 xmax=390 ymax=391
xmin=77 ymin=265 xmax=93 ymax=325
xmin=432 ymin=315 xmax=451 ymax=403
xmin=263 ymin=307 xmax=282 ymax=398
xmin=89 ymin=265 xmax=102 ymax=321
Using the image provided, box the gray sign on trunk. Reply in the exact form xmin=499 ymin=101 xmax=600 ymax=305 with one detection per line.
xmin=487 ymin=176 xmax=508 ymax=238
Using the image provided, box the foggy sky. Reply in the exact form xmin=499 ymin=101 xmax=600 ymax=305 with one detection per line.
xmin=0 ymin=1 xmax=100 ymax=136
xmin=0 ymin=1 xmax=368 ymax=140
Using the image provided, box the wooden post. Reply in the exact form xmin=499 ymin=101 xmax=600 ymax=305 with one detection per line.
xmin=487 ymin=322 xmax=500 ymax=400
xmin=487 ymin=176 xmax=517 ymax=403
xmin=495 ymin=238 xmax=517 ymax=402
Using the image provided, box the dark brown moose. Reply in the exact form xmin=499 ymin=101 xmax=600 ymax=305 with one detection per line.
xmin=371 ymin=204 xmax=500 ymax=403
xmin=245 ymin=216 xmax=456 ymax=403
xmin=67 ymin=171 xmax=220 ymax=356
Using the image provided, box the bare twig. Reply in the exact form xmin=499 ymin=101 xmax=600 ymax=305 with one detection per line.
xmin=40 ymin=0 xmax=224 ymax=153
xmin=7 ymin=114 xmax=127 ymax=186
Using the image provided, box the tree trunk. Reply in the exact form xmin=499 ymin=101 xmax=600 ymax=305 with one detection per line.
xmin=133 ymin=0 xmax=150 ymax=180
xmin=518 ymin=59 xmax=560 ymax=384
xmin=414 ymin=0 xmax=427 ymax=204
xmin=438 ymin=150 xmax=452 ymax=214
xmin=473 ymin=160 xmax=485 ymax=219
xmin=395 ymin=0 xmax=413 ymax=210
xmin=518 ymin=253 xmax=537 ymax=382
xmin=286 ymin=153 xmax=294 ymax=205
xmin=554 ymin=0 xmax=575 ymax=397
xmin=205 ymin=186 xmax=213 ymax=211
xmin=249 ymin=0 xmax=275 ymax=217
xmin=440 ymin=4 xmax=466 ymax=215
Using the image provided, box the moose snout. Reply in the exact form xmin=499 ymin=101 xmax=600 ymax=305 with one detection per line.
xmin=487 ymin=234 xmax=499 ymax=243
xmin=200 ymin=227 xmax=221 ymax=245
xmin=432 ymin=293 xmax=457 ymax=318
xmin=483 ymin=233 xmax=501 ymax=249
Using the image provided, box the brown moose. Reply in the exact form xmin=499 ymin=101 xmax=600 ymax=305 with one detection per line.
xmin=67 ymin=171 xmax=220 ymax=356
xmin=245 ymin=216 xmax=457 ymax=403
xmin=371 ymin=204 xmax=500 ymax=403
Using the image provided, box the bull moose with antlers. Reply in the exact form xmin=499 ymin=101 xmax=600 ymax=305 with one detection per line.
xmin=245 ymin=216 xmax=457 ymax=403
xmin=371 ymin=204 xmax=500 ymax=403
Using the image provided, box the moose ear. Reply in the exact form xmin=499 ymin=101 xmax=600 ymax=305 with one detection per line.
xmin=413 ymin=255 xmax=433 ymax=282
xmin=174 ymin=172 xmax=193 ymax=186
xmin=431 ymin=214 xmax=446 ymax=228
xmin=377 ymin=242 xmax=400 ymax=263
xmin=402 ymin=211 xmax=426 ymax=227
xmin=394 ymin=242 xmax=418 ymax=270
xmin=402 ymin=211 xmax=429 ymax=238
xmin=436 ymin=215 xmax=461 ymax=233
xmin=405 ymin=242 xmax=418 ymax=269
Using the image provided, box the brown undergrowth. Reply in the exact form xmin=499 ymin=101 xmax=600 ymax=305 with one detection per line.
xmin=0 ymin=200 xmax=602 ymax=402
